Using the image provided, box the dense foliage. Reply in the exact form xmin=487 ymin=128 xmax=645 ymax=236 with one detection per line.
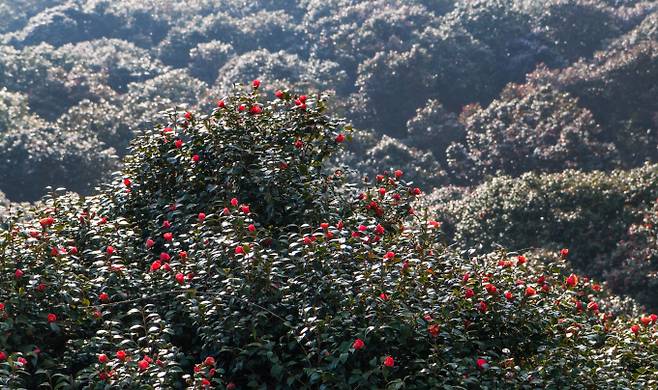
xmin=2 ymin=87 xmax=658 ymax=388
xmin=436 ymin=165 xmax=658 ymax=309
xmin=0 ymin=0 xmax=656 ymax=200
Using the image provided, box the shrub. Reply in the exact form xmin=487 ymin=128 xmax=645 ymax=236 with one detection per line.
xmin=438 ymin=164 xmax=658 ymax=307
xmin=2 ymin=87 xmax=658 ymax=388
xmin=448 ymin=81 xmax=619 ymax=183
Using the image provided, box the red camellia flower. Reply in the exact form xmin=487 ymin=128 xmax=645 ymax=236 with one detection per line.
xmin=320 ymin=222 xmax=329 ymax=230
xmin=123 ymin=178 xmax=131 ymax=187
xmin=0 ymin=351 xmax=6 ymax=361
xmin=241 ymin=205 xmax=250 ymax=214
xmin=175 ymin=139 xmax=183 ymax=149
xmin=99 ymin=292 xmax=109 ymax=302
xmin=15 ymin=268 xmax=24 ymax=278
xmin=517 ymin=255 xmax=527 ymax=265
xmin=465 ymin=288 xmax=475 ymax=299
xmin=106 ymin=246 xmax=115 ymax=255
xmin=394 ymin=169 xmax=403 ymax=178
xmin=192 ymin=154 xmax=200 ymax=163
xmin=217 ymin=99 xmax=225 ymax=108
xmin=163 ymin=233 xmax=173 ymax=241
xmin=160 ymin=252 xmax=170 ymax=262
xmin=116 ymin=350 xmax=127 ymax=361
xmin=235 ymin=246 xmax=245 ymax=255
xmin=204 ymin=356 xmax=216 ymax=366
xmin=252 ymin=79 xmax=261 ymax=88
xmin=39 ymin=216 xmax=55 ymax=228
xmin=198 ymin=212 xmax=206 ymax=222
xmin=566 ymin=274 xmax=579 ymax=288
xmin=150 ymin=261 xmax=161 ymax=271
xmin=485 ymin=284 xmax=497 ymax=295
xmin=98 ymin=354 xmax=108 ymax=363
xmin=138 ymin=359 xmax=149 ymax=371
xmin=504 ymin=291 xmax=513 ymax=300
xmin=353 ymin=338 xmax=365 ymax=350
xmin=428 ymin=324 xmax=440 ymax=337
xmin=70 ymin=246 xmax=78 ymax=255
xmin=560 ymin=248 xmax=569 ymax=258
xmin=275 ymin=90 xmax=284 ymax=99
xmin=248 ymin=224 xmax=256 ymax=232
xmin=631 ymin=324 xmax=640 ymax=334
xmin=146 ymin=239 xmax=155 ymax=248
xmin=47 ymin=313 xmax=57 ymax=323
xmin=178 ymin=251 xmax=188 ymax=260
xmin=384 ymin=251 xmax=395 ymax=260
xmin=202 ymin=378 xmax=211 ymax=387
xmin=17 ymin=357 xmax=27 ymax=366
xmin=411 ymin=187 xmax=421 ymax=195
xmin=383 ymin=356 xmax=394 ymax=367
xmin=478 ymin=301 xmax=488 ymax=313
xmin=335 ymin=134 xmax=345 ymax=143
xmin=184 ymin=112 xmax=192 ymax=120
xmin=238 ymin=104 xmax=246 ymax=112
xmin=525 ymin=287 xmax=537 ymax=296
xmin=175 ymin=273 xmax=185 ymax=284
xmin=477 ymin=358 xmax=487 ymax=369
xmin=588 ymin=302 xmax=599 ymax=312
xmin=230 ymin=198 xmax=239 ymax=207
xmin=375 ymin=224 xmax=385 ymax=235
xmin=294 ymin=139 xmax=303 ymax=149
xmin=250 ymin=105 xmax=262 ymax=114
xmin=0 ymin=303 xmax=4 ymax=310
xmin=379 ymin=293 xmax=390 ymax=301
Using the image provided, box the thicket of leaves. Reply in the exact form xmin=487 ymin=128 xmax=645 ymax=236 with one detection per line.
xmin=436 ymin=165 xmax=658 ymax=309
xmin=2 ymin=88 xmax=658 ymax=388
xmin=0 ymin=0 xmax=656 ymax=200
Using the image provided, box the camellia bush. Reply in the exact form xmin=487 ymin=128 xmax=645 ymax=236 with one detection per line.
xmin=2 ymin=84 xmax=658 ymax=388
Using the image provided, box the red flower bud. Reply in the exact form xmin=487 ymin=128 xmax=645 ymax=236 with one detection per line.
xmin=47 ymin=313 xmax=57 ymax=323
xmin=383 ymin=356 xmax=394 ymax=367
xmin=252 ymin=79 xmax=261 ymax=89
xmin=198 ymin=213 xmax=206 ymax=222
xmin=99 ymin=292 xmax=109 ymax=302
xmin=335 ymin=134 xmax=345 ymax=143
xmin=204 ymin=356 xmax=216 ymax=366
xmin=98 ymin=354 xmax=108 ymax=363
xmin=353 ymin=338 xmax=365 ymax=350
xmin=566 ymin=274 xmax=579 ymax=288
xmin=465 ymin=288 xmax=475 ymax=299
xmin=138 ymin=359 xmax=149 ymax=371
xmin=150 ymin=261 xmax=161 ymax=272
xmin=116 ymin=350 xmax=127 ymax=361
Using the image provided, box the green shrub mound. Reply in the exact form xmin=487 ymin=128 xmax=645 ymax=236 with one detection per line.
xmin=437 ymin=165 xmax=658 ymax=310
xmin=2 ymin=86 xmax=658 ymax=389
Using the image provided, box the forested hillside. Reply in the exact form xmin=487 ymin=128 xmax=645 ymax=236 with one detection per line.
xmin=0 ymin=0 xmax=657 ymax=388
xmin=0 ymin=0 xmax=655 ymax=200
